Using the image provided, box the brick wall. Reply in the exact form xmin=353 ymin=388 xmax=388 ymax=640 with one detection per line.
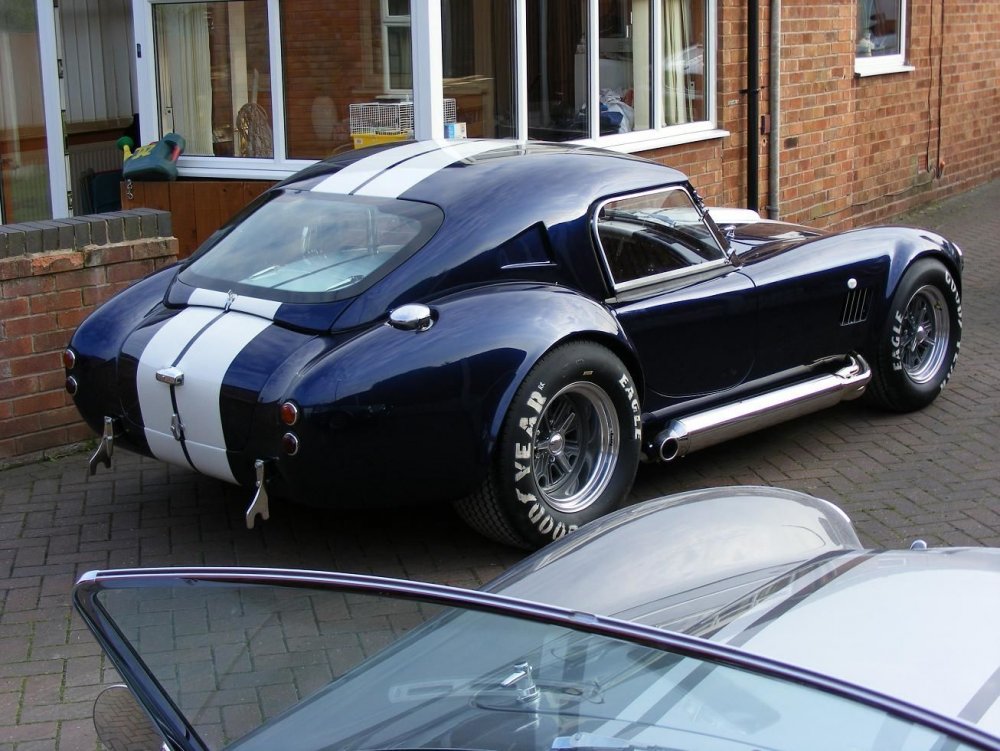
xmin=0 ymin=210 xmax=177 ymax=467
xmin=641 ymin=1 xmax=1000 ymax=229
xmin=280 ymin=0 xmax=377 ymax=159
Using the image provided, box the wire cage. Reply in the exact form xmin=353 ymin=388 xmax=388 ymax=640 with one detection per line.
xmin=349 ymin=99 xmax=458 ymax=148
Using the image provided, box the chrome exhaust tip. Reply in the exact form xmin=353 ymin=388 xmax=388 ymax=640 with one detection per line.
xmin=654 ymin=431 xmax=684 ymax=462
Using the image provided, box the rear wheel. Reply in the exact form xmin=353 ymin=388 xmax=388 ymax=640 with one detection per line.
xmin=455 ymin=342 xmax=642 ymax=549
xmin=867 ymin=259 xmax=961 ymax=412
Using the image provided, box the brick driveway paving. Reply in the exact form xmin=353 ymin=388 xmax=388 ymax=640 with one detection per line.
xmin=1 ymin=178 xmax=998 ymax=749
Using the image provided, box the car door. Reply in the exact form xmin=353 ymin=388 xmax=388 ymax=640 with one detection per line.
xmin=75 ymin=568 xmax=999 ymax=751
xmin=594 ymin=187 xmax=756 ymax=407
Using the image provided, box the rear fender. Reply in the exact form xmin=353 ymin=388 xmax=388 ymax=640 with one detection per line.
xmin=68 ymin=265 xmax=177 ymax=438
xmin=285 ymin=283 xmax=633 ymax=501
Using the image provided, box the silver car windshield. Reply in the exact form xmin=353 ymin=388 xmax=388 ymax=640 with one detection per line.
xmin=178 ymin=191 xmax=443 ymax=303
xmin=75 ymin=570 xmax=993 ymax=751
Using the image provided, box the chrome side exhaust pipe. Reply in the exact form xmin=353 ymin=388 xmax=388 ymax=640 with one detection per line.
xmin=654 ymin=355 xmax=871 ymax=462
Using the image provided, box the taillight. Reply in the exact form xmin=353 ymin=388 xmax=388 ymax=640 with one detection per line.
xmin=63 ymin=349 xmax=76 ymax=370
xmin=279 ymin=401 xmax=299 ymax=426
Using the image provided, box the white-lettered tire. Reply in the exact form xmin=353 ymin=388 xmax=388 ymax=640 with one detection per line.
xmin=867 ymin=258 xmax=961 ymax=412
xmin=455 ymin=342 xmax=642 ymax=548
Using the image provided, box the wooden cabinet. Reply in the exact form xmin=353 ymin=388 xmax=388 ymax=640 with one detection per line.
xmin=121 ymin=179 xmax=273 ymax=258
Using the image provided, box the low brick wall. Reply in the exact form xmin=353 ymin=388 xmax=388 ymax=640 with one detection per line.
xmin=0 ymin=210 xmax=177 ymax=466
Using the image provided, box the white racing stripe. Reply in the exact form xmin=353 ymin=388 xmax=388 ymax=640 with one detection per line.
xmin=187 ymin=288 xmax=231 ymax=309
xmin=137 ymin=307 xmax=222 ymax=474
xmin=188 ymin=288 xmax=282 ymax=319
xmin=137 ymin=306 xmax=272 ymax=484
xmin=311 ymin=140 xmax=444 ymax=195
xmin=355 ymin=140 xmax=508 ymax=198
xmin=172 ymin=311 xmax=271 ymax=482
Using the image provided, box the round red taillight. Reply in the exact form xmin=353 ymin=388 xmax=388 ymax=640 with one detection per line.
xmin=279 ymin=401 xmax=299 ymax=426
xmin=63 ymin=349 xmax=76 ymax=370
xmin=65 ymin=376 xmax=78 ymax=396
xmin=282 ymin=432 xmax=299 ymax=456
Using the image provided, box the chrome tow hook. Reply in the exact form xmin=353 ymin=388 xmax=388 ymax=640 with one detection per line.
xmin=88 ymin=417 xmax=116 ymax=475
xmin=246 ymin=459 xmax=271 ymax=529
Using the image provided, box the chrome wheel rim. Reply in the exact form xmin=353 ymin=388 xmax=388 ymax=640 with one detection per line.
xmin=530 ymin=382 xmax=619 ymax=514
xmin=899 ymin=284 xmax=950 ymax=384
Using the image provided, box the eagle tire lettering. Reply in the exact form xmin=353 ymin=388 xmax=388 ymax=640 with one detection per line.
xmin=619 ymin=373 xmax=642 ymax=440
xmin=870 ymin=258 xmax=962 ymax=412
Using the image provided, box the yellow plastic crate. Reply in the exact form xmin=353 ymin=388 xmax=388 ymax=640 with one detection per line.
xmin=352 ymin=132 xmax=410 ymax=150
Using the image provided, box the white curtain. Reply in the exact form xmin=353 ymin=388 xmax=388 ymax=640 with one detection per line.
xmin=155 ymin=5 xmax=213 ymax=154
xmin=663 ymin=0 xmax=693 ymax=125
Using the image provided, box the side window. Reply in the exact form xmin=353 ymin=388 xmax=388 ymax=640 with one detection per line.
xmin=595 ymin=187 xmax=727 ymax=290
xmin=855 ymin=0 xmax=910 ymax=76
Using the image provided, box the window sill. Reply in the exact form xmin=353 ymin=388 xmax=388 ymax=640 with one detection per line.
xmin=572 ymin=127 xmax=731 ymax=155
xmin=171 ymin=128 xmax=732 ymax=181
xmin=854 ymin=62 xmax=915 ymax=78
xmin=176 ymin=159 xmax=314 ymax=181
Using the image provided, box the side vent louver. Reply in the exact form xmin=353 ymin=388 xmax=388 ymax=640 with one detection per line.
xmin=841 ymin=287 xmax=871 ymax=326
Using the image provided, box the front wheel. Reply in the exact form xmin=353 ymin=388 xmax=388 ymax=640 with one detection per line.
xmin=867 ymin=259 xmax=962 ymax=412
xmin=455 ymin=342 xmax=642 ymax=549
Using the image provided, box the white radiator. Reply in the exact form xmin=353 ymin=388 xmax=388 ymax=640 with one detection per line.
xmin=68 ymin=141 xmax=123 ymax=214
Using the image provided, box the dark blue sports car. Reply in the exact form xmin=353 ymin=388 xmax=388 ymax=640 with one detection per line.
xmin=65 ymin=140 xmax=963 ymax=548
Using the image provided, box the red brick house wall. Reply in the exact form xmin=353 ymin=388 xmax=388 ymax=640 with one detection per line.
xmin=0 ymin=213 xmax=178 ymax=465
xmin=639 ymin=1 xmax=1000 ymax=230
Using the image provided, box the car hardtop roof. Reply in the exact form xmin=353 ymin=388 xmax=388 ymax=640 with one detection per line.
xmin=276 ymin=140 xmax=692 ymax=212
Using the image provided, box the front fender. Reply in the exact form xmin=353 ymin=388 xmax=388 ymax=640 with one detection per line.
xmin=850 ymin=226 xmax=963 ymax=301
xmin=280 ymin=283 xmax=632 ymax=506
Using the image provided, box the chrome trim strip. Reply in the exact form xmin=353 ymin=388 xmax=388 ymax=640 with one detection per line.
xmin=613 ymin=258 xmax=730 ymax=294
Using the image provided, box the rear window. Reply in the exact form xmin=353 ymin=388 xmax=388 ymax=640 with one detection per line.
xmin=179 ymin=190 xmax=443 ymax=303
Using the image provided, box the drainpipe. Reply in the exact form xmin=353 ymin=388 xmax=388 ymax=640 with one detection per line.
xmin=746 ymin=0 xmax=760 ymax=211
xmin=767 ymin=0 xmax=781 ymax=219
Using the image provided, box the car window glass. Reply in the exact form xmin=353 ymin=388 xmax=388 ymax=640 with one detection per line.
xmin=94 ymin=582 xmax=983 ymax=751
xmin=595 ymin=188 xmax=726 ymax=289
xmin=178 ymin=191 xmax=443 ymax=303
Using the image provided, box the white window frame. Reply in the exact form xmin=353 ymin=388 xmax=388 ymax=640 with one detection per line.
xmin=39 ymin=0 xmax=70 ymax=217
xmin=134 ymin=0 xmax=313 ymax=179
xmin=569 ymin=0 xmax=727 ymax=152
xmin=854 ymin=0 xmax=913 ymax=77
xmin=381 ymin=0 xmax=413 ymax=95
xmin=132 ymin=0 xmax=725 ymax=180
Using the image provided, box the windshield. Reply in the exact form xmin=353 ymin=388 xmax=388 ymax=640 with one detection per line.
xmin=178 ymin=191 xmax=443 ymax=303
xmin=78 ymin=572 xmax=989 ymax=751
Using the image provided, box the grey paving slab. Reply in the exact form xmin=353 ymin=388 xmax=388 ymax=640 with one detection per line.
xmin=1 ymin=179 xmax=999 ymax=748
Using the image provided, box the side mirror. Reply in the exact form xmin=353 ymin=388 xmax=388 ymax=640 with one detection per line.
xmin=93 ymin=685 xmax=168 ymax=751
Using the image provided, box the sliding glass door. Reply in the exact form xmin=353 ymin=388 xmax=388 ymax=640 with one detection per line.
xmin=0 ymin=0 xmax=68 ymax=222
